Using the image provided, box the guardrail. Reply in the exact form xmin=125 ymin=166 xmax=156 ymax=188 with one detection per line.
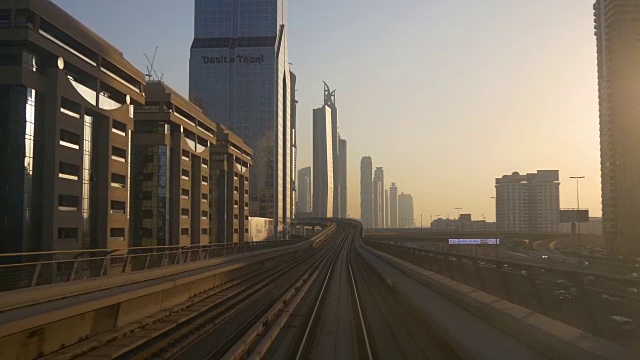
xmin=366 ymin=240 xmax=640 ymax=352
xmin=0 ymin=239 xmax=308 ymax=293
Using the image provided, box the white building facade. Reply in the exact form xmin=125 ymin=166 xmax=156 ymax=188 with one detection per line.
xmin=495 ymin=170 xmax=560 ymax=232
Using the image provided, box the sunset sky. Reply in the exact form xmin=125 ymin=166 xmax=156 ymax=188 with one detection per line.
xmin=54 ymin=0 xmax=601 ymax=222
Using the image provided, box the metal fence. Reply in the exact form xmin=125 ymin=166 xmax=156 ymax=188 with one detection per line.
xmin=367 ymin=241 xmax=640 ymax=352
xmin=0 ymin=240 xmax=302 ymax=293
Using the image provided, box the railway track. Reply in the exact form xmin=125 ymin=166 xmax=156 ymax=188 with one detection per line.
xmin=103 ymin=225 xmax=348 ymax=360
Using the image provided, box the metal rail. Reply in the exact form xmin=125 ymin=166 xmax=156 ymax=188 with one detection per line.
xmin=0 ymin=239 xmax=310 ymax=292
xmin=347 ymin=243 xmax=374 ymax=360
xmin=220 ymin=225 xmax=347 ymax=360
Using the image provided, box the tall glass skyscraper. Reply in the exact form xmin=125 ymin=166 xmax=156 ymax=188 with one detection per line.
xmin=189 ymin=0 xmax=291 ymax=236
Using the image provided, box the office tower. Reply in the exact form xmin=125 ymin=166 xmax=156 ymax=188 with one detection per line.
xmin=338 ymin=137 xmax=348 ymax=218
xmin=323 ymin=82 xmax=341 ymax=217
xmin=594 ymin=0 xmax=640 ymax=256
xmin=389 ymin=182 xmax=398 ymax=227
xmin=0 ymin=0 xmax=145 ymax=253
xmin=190 ymin=0 xmax=291 ymax=237
xmin=297 ymin=167 xmax=312 ymax=214
xmin=385 ymin=189 xmax=390 ymax=227
xmin=211 ymin=124 xmax=253 ymax=243
xmin=312 ymin=106 xmax=333 ymax=217
xmin=495 ymin=170 xmax=560 ymax=232
xmin=398 ymin=193 xmax=415 ymax=228
xmin=360 ymin=156 xmax=373 ymax=228
xmin=290 ymin=71 xmax=298 ymax=219
xmin=373 ymin=167 xmax=385 ymax=228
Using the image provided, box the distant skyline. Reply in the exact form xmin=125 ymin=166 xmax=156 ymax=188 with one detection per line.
xmin=53 ymin=0 xmax=602 ymax=221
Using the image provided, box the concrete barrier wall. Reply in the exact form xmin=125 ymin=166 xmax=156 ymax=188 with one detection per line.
xmin=361 ymin=241 xmax=638 ymax=360
xmin=0 ymin=237 xmax=324 ymax=359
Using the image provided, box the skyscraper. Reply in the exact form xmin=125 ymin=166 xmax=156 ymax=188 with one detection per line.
xmin=389 ymin=182 xmax=398 ymax=227
xmin=495 ymin=170 xmax=560 ymax=232
xmin=312 ymin=106 xmax=333 ymax=217
xmin=297 ymin=167 xmax=312 ymax=214
xmin=323 ymin=82 xmax=347 ymax=218
xmin=594 ymin=0 xmax=640 ymax=256
xmin=290 ymin=71 xmax=298 ymax=219
xmin=338 ymin=137 xmax=348 ymax=218
xmin=189 ymin=0 xmax=291 ymax=237
xmin=398 ymin=193 xmax=415 ymax=228
xmin=373 ymin=167 xmax=385 ymax=228
xmin=360 ymin=156 xmax=373 ymax=228
xmin=385 ymin=189 xmax=390 ymax=227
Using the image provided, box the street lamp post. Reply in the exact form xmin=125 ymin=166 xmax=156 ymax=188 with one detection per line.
xmin=570 ymin=176 xmax=585 ymax=267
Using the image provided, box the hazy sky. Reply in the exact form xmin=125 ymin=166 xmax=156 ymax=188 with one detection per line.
xmin=53 ymin=0 xmax=601 ymax=222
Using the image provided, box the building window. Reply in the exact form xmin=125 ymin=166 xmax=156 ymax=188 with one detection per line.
xmin=245 ymin=189 xmax=249 ymax=195
xmin=111 ymin=200 xmax=126 ymax=214
xmin=141 ymin=191 xmax=152 ymax=200
xmin=60 ymin=129 xmax=80 ymax=149
xmin=181 ymin=169 xmax=190 ymax=180
xmin=202 ymin=193 xmax=208 ymax=201
xmin=244 ymin=228 xmax=249 ymax=233
xmin=181 ymin=188 xmax=190 ymax=199
xmin=234 ymin=228 xmax=239 ymax=234
xmin=111 ymin=173 xmax=126 ymax=188
xmin=141 ymin=210 xmax=154 ymax=219
xmin=59 ymin=162 xmax=80 ymax=180
xmin=58 ymin=194 xmax=79 ymax=211
xmin=234 ymin=200 xmax=239 ymax=207
xmin=60 ymin=97 xmax=81 ymax=119
xmin=234 ymin=214 xmax=239 ymax=220
xmin=181 ymin=208 xmax=190 ymax=218
xmin=182 ymin=149 xmax=190 ymax=161
xmin=140 ymin=172 xmax=154 ymax=181
xmin=57 ymin=227 xmax=78 ymax=240
xmin=202 ymin=175 xmax=208 ymax=185
xmin=112 ymin=146 xmax=126 ymax=162
xmin=234 ymin=172 xmax=239 ymax=179
xmin=202 ymin=210 xmax=208 ymax=219
xmin=234 ymin=186 xmax=239 ymax=193
xmin=141 ymin=227 xmax=153 ymax=238
xmin=201 ymin=228 xmax=208 ymax=235
xmin=0 ymin=10 xmax=10 ymax=28
xmin=181 ymin=228 xmax=189 ymax=236
xmin=202 ymin=158 xmax=209 ymax=168
xmin=112 ymin=119 xmax=127 ymax=136
xmin=110 ymin=228 xmax=125 ymax=240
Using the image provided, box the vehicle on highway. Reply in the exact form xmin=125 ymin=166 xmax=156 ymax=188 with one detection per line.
xmin=542 ymin=255 xmax=549 ymax=259
xmin=602 ymin=294 xmax=624 ymax=303
xmin=627 ymin=287 xmax=637 ymax=294
xmin=610 ymin=315 xmax=635 ymax=331
xmin=631 ymin=273 xmax=640 ymax=278
xmin=553 ymin=290 xmax=572 ymax=300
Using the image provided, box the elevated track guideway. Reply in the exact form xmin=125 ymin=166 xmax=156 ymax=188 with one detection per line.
xmin=1 ymin=220 xmax=637 ymax=359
